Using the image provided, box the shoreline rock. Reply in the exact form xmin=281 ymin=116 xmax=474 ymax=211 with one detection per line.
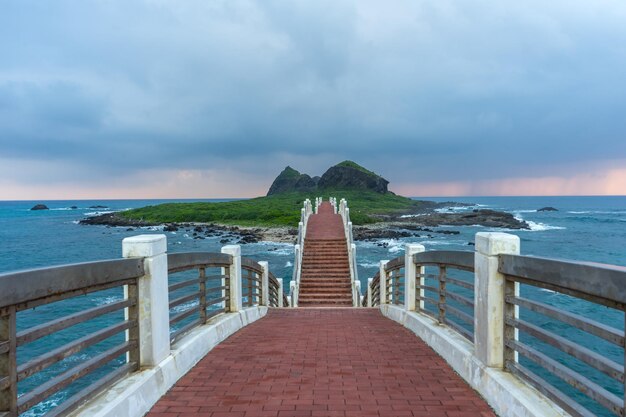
xmin=30 ymin=204 xmax=49 ymax=211
xmin=79 ymin=207 xmax=528 ymax=244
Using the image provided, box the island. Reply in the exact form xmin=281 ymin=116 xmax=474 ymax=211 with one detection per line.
xmin=81 ymin=161 xmax=528 ymax=242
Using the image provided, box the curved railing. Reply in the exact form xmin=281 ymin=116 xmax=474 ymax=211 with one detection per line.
xmin=364 ymin=236 xmax=626 ymax=417
xmin=0 ymin=240 xmax=287 ymax=417
xmin=499 ymin=255 xmax=626 ymax=417
xmin=338 ymin=198 xmax=362 ymax=306
xmin=289 ymin=199 xmax=314 ymax=306
xmin=0 ymin=259 xmax=145 ymax=417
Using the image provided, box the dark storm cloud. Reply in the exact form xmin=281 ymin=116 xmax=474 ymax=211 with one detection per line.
xmin=1 ymin=0 xmax=626 ymax=187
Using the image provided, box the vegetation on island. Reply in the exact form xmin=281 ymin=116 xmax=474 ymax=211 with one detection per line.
xmin=113 ymin=161 xmax=428 ymax=227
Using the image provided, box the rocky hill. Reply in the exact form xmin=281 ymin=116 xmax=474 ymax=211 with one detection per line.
xmin=267 ymin=161 xmax=389 ymax=196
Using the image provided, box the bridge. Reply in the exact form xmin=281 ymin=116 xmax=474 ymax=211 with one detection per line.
xmin=1 ymin=198 xmax=625 ymax=417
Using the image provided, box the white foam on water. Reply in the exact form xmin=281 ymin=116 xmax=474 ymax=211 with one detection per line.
xmin=514 ymin=209 xmax=537 ymax=213
xmin=171 ymin=300 xmax=199 ymax=314
xmin=285 ymin=261 xmax=293 ymax=267
xmin=399 ymin=213 xmax=426 ymax=218
xmin=141 ymin=225 xmax=165 ymax=231
xmin=94 ymin=296 xmax=123 ymax=306
xmin=513 ymin=215 xmax=566 ymax=232
xmin=84 ymin=211 xmax=114 ymax=216
xmin=358 ymin=262 xmax=380 ymax=268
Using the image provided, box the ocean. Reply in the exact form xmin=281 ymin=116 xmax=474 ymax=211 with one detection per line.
xmin=1 ymin=196 xmax=625 ymax=416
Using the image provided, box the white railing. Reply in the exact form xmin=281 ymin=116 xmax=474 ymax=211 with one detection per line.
xmin=289 ymin=198 xmax=314 ymax=307
xmin=338 ymin=198 xmax=362 ymax=307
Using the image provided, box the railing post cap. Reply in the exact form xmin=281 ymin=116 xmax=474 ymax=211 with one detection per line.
xmin=221 ymin=244 xmax=241 ymax=256
xmin=475 ymin=232 xmax=520 ymax=256
xmin=405 ymin=243 xmax=425 ymax=254
xmin=122 ymin=234 xmax=167 ymax=257
xmin=258 ymin=260 xmax=269 ymax=269
xmin=380 ymin=259 xmax=389 ymax=266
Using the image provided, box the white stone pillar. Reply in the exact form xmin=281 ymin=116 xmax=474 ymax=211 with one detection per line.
xmin=367 ymin=277 xmax=373 ymax=307
xmin=122 ymin=234 xmax=170 ymax=367
xmin=221 ymin=245 xmax=242 ymax=313
xmin=298 ymin=222 xmax=304 ymax=244
xmin=379 ymin=260 xmax=389 ymax=304
xmin=259 ymin=261 xmax=269 ymax=306
xmin=404 ymin=244 xmax=425 ymax=311
xmin=277 ymin=278 xmax=284 ymax=307
xmin=474 ymin=232 xmax=520 ymax=368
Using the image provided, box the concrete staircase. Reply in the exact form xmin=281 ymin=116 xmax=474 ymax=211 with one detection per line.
xmin=298 ymin=238 xmax=353 ymax=307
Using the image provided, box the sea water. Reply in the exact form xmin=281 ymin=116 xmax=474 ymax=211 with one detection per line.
xmin=1 ymin=196 xmax=625 ymax=415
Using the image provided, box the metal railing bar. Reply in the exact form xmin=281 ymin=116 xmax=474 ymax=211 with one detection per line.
xmin=506 ymin=295 xmax=624 ymax=346
xmin=17 ymin=320 xmax=135 ymax=381
xmin=444 ymin=318 xmax=473 ymax=341
xmin=505 ymin=361 xmax=596 ymax=417
xmin=419 ymin=284 xmax=440 ymax=293
xmin=205 ymin=297 xmax=227 ymax=307
xmin=0 ymin=340 xmax=7 ymax=354
xmin=170 ymin=319 xmax=202 ymax=343
xmin=17 ymin=341 xmax=135 ymax=413
xmin=413 ymin=251 xmax=475 ymax=271
xmin=205 ymin=285 xmax=228 ymax=293
xmin=0 ymin=376 xmax=9 ymax=391
xmin=416 ymin=296 xmax=439 ymax=306
xmin=445 ymin=292 xmax=475 ymax=308
xmin=443 ymin=305 xmax=474 ymax=325
xmin=5 ymin=278 xmax=137 ymax=315
xmin=42 ymin=361 xmax=137 ymax=417
xmin=169 ymin=305 xmax=201 ymax=325
xmin=16 ymin=299 xmax=133 ymax=346
xmin=416 ymin=273 xmax=439 ymax=280
xmin=506 ymin=339 xmax=623 ymax=414
xmin=168 ymin=278 xmax=198 ymax=292
xmin=167 ymin=252 xmax=231 ymax=273
xmin=0 ymin=258 xmax=144 ymax=311
xmin=445 ymin=276 xmax=475 ymax=290
xmin=169 ymin=293 xmax=199 ymax=310
xmin=507 ymin=318 xmax=624 ymax=383
xmin=499 ymin=254 xmax=626 ymax=309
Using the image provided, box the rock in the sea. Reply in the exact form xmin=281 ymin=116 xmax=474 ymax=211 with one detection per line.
xmin=70 ymin=206 xmax=78 ymax=209
xmin=89 ymin=205 xmax=108 ymax=209
xmin=30 ymin=204 xmax=49 ymax=211
xmin=538 ymin=207 xmax=558 ymax=212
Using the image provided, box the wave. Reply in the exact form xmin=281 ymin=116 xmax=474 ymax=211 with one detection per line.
xmin=84 ymin=211 xmax=114 ymax=216
xmin=513 ymin=209 xmax=537 ymax=214
xmin=358 ymin=262 xmax=380 ymax=268
xmin=513 ymin=215 xmax=566 ymax=232
xmin=568 ymin=210 xmax=626 ymax=215
xmin=285 ymin=261 xmax=293 ymax=267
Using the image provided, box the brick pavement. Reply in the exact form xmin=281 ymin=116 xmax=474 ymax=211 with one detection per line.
xmin=146 ymin=308 xmax=496 ymax=417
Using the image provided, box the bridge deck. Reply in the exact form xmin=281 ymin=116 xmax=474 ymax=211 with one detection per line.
xmin=298 ymin=201 xmax=353 ymax=306
xmin=147 ymin=309 xmax=495 ymax=417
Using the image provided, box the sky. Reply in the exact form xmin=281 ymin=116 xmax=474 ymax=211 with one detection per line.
xmin=1 ymin=0 xmax=626 ymax=199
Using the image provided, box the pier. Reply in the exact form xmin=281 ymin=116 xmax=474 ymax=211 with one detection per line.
xmin=1 ymin=198 xmax=625 ymax=417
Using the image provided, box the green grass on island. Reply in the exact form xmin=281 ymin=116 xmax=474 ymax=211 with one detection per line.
xmin=119 ymin=190 xmax=427 ymax=227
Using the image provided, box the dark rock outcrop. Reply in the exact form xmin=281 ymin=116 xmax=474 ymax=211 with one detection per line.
xmin=267 ymin=167 xmax=317 ymax=196
xmin=318 ymin=161 xmax=389 ymax=194
xmin=538 ymin=207 xmax=558 ymax=212
xmin=30 ymin=204 xmax=49 ymax=211
xmin=266 ymin=161 xmax=390 ymax=196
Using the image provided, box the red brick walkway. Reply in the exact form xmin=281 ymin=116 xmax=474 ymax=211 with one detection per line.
xmin=298 ymin=201 xmax=353 ymax=306
xmin=147 ymin=309 xmax=496 ymax=417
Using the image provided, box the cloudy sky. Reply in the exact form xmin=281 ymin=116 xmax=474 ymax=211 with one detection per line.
xmin=2 ymin=0 xmax=626 ymax=199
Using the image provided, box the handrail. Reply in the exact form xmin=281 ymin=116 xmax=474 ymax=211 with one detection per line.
xmin=0 ymin=258 xmax=144 ymax=312
xmin=366 ymin=237 xmax=626 ymax=417
xmin=290 ymin=198 xmax=314 ymax=306
xmin=499 ymin=254 xmax=626 ymax=416
xmin=0 ymin=258 xmax=145 ymax=416
xmin=0 ymin=241 xmax=287 ymax=417
xmin=338 ymin=198 xmax=362 ymax=306
xmin=499 ymin=254 xmax=626 ymax=309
